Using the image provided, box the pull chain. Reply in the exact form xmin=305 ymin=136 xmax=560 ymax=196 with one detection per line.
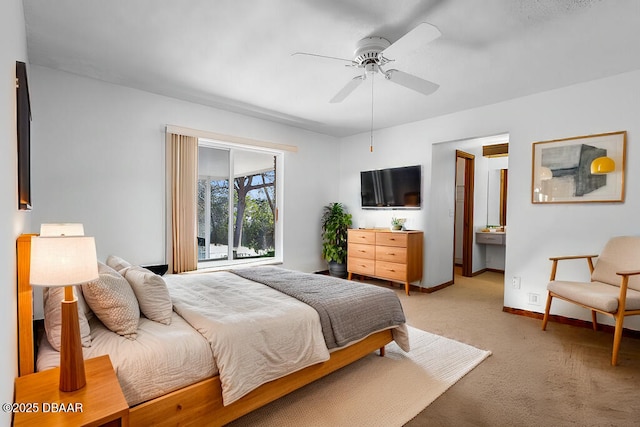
xmin=370 ymin=71 xmax=374 ymax=153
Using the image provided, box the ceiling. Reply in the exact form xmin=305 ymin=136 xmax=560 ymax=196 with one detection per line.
xmin=22 ymin=0 xmax=640 ymax=137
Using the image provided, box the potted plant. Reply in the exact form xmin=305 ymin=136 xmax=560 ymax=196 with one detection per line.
xmin=391 ymin=217 xmax=406 ymax=231
xmin=321 ymin=202 xmax=352 ymax=278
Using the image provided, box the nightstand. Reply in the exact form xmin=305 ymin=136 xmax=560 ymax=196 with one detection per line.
xmin=13 ymin=355 xmax=129 ymax=426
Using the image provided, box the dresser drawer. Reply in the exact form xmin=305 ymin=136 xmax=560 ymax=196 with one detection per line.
xmin=375 ymin=261 xmax=407 ymax=282
xmin=476 ymin=232 xmax=505 ymax=245
xmin=348 ymin=229 xmax=376 ymax=245
xmin=376 ymin=232 xmax=408 ymax=248
xmin=348 ymin=257 xmax=375 ymax=275
xmin=375 ymin=245 xmax=407 ymax=263
xmin=349 ymin=243 xmax=375 ymax=259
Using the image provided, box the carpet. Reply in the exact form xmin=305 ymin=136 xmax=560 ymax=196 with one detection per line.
xmin=229 ymin=326 xmax=492 ymax=426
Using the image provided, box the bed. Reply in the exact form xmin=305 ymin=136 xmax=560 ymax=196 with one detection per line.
xmin=16 ymin=234 xmax=409 ymax=426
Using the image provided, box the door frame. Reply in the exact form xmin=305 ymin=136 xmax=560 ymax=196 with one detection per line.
xmin=455 ymin=150 xmax=475 ymax=277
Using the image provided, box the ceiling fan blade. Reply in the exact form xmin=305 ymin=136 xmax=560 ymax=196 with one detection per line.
xmin=330 ymin=75 xmax=365 ymax=103
xmin=385 ymin=69 xmax=439 ymax=96
xmin=382 ymin=22 xmax=441 ymax=58
xmin=292 ymin=52 xmax=356 ymax=65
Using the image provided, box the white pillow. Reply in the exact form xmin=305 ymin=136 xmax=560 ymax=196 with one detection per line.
xmin=43 ymin=286 xmax=92 ymax=351
xmin=122 ymin=266 xmax=173 ymax=325
xmin=82 ymin=262 xmax=139 ymax=339
xmin=106 ymin=255 xmax=132 ymax=273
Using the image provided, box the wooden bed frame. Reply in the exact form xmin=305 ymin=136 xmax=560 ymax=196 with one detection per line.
xmin=16 ymin=234 xmax=393 ymax=426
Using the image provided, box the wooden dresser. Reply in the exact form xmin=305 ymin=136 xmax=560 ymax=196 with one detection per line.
xmin=347 ymin=229 xmax=423 ymax=295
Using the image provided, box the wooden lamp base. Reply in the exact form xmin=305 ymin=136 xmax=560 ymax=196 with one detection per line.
xmin=59 ymin=287 xmax=86 ymax=392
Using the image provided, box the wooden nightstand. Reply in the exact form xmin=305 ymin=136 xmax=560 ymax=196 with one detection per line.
xmin=13 ymin=355 xmax=129 ymax=426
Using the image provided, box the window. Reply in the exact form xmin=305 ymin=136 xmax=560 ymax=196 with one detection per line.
xmin=197 ymin=139 xmax=282 ymax=268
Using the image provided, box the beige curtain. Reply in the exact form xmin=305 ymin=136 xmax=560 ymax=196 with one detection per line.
xmin=169 ymin=133 xmax=198 ymax=273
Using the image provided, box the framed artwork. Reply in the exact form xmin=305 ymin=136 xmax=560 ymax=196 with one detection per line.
xmin=531 ymin=131 xmax=626 ymax=204
xmin=16 ymin=61 xmax=32 ymax=211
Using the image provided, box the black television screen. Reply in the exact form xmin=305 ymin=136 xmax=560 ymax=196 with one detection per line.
xmin=360 ymin=165 xmax=422 ymax=209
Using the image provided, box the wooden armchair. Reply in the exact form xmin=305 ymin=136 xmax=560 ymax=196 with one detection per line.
xmin=541 ymin=236 xmax=640 ymax=366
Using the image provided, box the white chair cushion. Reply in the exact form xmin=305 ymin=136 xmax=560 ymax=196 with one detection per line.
xmin=591 ymin=236 xmax=640 ymax=291
xmin=548 ymin=280 xmax=640 ymax=313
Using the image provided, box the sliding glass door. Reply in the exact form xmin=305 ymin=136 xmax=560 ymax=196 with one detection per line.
xmin=197 ymin=142 xmax=279 ymax=266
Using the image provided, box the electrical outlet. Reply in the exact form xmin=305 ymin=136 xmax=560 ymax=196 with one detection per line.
xmin=528 ymin=293 xmax=541 ymax=305
xmin=512 ymin=276 xmax=521 ymax=289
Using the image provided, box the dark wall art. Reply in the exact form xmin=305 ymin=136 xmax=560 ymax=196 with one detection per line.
xmin=16 ymin=61 xmax=31 ymax=210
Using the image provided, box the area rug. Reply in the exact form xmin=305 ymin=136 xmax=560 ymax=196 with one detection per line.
xmin=229 ymin=326 xmax=492 ymax=426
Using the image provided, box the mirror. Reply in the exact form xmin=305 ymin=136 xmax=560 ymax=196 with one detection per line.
xmin=483 ymin=142 xmax=508 ymax=228
xmin=487 ymin=168 xmax=507 ymax=226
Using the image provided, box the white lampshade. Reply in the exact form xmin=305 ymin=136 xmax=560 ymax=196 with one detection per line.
xmin=30 ymin=236 xmax=98 ymax=287
xmin=40 ymin=223 xmax=85 ymax=237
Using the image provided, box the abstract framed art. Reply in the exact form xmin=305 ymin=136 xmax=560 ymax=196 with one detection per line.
xmin=16 ymin=61 xmax=32 ymax=210
xmin=531 ymin=131 xmax=626 ymax=204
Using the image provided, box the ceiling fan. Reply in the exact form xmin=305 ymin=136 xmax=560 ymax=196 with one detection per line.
xmin=294 ymin=22 xmax=442 ymax=103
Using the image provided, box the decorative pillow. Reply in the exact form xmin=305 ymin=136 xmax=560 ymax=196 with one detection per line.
xmin=43 ymin=286 xmax=92 ymax=351
xmin=82 ymin=262 xmax=140 ymax=339
xmin=106 ymin=255 xmax=132 ymax=274
xmin=122 ymin=266 xmax=173 ymax=325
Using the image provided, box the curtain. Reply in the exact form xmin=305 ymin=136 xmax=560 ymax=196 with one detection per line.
xmin=169 ymin=133 xmax=198 ymax=273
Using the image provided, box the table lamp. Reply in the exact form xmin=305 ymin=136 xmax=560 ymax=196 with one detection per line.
xmin=39 ymin=223 xmax=85 ymax=237
xmin=30 ymin=231 xmax=98 ymax=392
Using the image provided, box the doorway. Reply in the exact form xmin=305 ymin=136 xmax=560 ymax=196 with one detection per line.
xmin=454 ymin=150 xmax=475 ymax=277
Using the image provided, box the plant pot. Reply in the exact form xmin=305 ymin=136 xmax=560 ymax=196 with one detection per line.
xmin=328 ymin=261 xmax=347 ymax=278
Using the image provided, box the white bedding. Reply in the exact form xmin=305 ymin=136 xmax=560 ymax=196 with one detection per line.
xmin=37 ymin=268 xmax=406 ymax=409
xmin=165 ymin=271 xmax=331 ymax=406
xmin=37 ymin=312 xmax=216 ymax=406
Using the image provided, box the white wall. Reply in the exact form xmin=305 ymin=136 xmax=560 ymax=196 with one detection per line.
xmin=28 ymin=66 xmax=340 ymax=274
xmin=339 ymin=129 xmax=503 ymax=286
xmin=1 ymin=0 xmax=29 ymax=423
xmin=339 ymin=70 xmax=640 ymax=330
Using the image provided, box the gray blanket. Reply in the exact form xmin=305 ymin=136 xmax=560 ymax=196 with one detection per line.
xmin=231 ymin=266 xmax=406 ymax=349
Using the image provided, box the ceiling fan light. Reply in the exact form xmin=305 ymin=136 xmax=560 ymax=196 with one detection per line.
xmin=590 ymin=156 xmax=615 ymax=174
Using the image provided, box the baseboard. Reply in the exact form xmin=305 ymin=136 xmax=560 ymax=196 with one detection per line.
xmin=503 ymin=306 xmax=640 ymax=339
xmin=418 ymin=280 xmax=454 ymax=293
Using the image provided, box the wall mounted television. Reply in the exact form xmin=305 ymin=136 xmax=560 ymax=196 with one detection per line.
xmin=360 ymin=165 xmax=422 ymax=209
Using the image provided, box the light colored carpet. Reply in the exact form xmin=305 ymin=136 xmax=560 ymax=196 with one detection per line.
xmin=229 ymin=326 xmax=491 ymax=426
